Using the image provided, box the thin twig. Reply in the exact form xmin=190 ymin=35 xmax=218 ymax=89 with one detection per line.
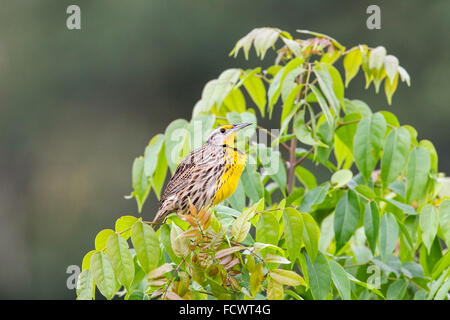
xmin=336 ymin=119 xmax=361 ymax=129
xmin=162 ymin=257 xmax=186 ymax=300
xmin=287 ymin=64 xmax=312 ymax=194
xmin=293 ymin=147 xmax=314 ymax=167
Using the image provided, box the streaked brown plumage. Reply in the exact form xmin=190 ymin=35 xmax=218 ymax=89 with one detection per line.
xmin=152 ymin=123 xmax=251 ymax=224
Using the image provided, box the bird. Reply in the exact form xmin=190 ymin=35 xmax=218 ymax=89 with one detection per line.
xmin=152 ymin=123 xmax=252 ymax=224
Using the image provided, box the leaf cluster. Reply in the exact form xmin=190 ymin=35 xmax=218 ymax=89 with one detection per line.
xmin=77 ymin=27 xmax=449 ymax=300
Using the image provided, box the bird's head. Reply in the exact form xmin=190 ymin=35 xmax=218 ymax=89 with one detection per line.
xmin=206 ymin=123 xmax=252 ymax=147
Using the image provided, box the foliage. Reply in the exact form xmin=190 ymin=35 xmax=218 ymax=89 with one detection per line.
xmin=76 ymin=27 xmax=450 ymax=300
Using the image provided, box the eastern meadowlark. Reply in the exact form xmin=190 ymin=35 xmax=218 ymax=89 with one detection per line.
xmin=152 ymin=123 xmax=251 ymax=224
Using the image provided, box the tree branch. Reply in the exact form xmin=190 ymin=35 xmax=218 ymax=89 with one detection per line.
xmin=293 ymin=147 xmax=314 ymax=167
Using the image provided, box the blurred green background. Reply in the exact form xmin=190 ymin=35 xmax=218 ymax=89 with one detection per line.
xmin=0 ymin=0 xmax=448 ymax=299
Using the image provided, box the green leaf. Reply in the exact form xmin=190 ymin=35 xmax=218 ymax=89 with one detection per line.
xmin=316 ymin=120 xmax=334 ymax=164
xmin=384 ymin=199 xmax=417 ymax=215
xmin=325 ymin=63 xmax=345 ymax=109
xmin=293 ymin=109 xmax=318 ymax=146
xmin=130 ymin=221 xmax=160 ymax=273
xmin=319 ymin=214 xmax=334 ymax=253
xmin=202 ymin=69 xmax=241 ymax=110
xmin=314 ymin=62 xmax=341 ymax=115
xmin=299 ymin=182 xmax=330 ymax=212
xmin=188 ymin=114 xmax=215 ymax=149
xmin=352 ymin=245 xmax=373 ymax=265
xmin=131 ymin=157 xmax=151 ymax=213
xmin=335 ymin=112 xmax=361 ymax=151
xmin=300 ymin=212 xmax=320 ymax=261
xmin=331 ymin=169 xmax=353 ymax=189
xmin=125 ymin=290 xmax=149 ymax=300
xmin=151 ymin=146 xmax=167 ymax=201
xmin=226 ymin=180 xmax=246 ymax=212
xmin=95 ymin=229 xmax=115 ymax=251
xmin=364 ymin=201 xmax=380 ymax=253
xmin=397 ymin=65 xmax=411 ymax=86
xmin=283 ymin=208 xmax=304 ymax=262
xmin=267 ymin=277 xmax=284 ymax=300
xmin=305 ymin=252 xmax=331 ymax=300
xmin=345 ymin=271 xmax=385 ymax=299
xmin=267 ymin=67 xmax=284 ymax=118
xmin=258 ymin=145 xmax=287 ymax=192
xmin=354 ymin=185 xmax=376 ymax=200
xmin=430 ymin=252 xmax=450 ymax=280
xmin=406 ymin=146 xmax=431 ymax=204
xmin=334 ymin=190 xmax=361 ymax=251
xmin=329 ymin=260 xmax=351 ymax=300
xmin=129 ymin=256 xmax=147 ymax=292
xmin=379 ymin=213 xmax=399 ymax=262
xmin=115 ymin=215 xmax=138 ymax=240
xmin=380 ymin=127 xmax=411 ymax=186
xmin=170 ymin=223 xmax=190 ymax=258
xmin=414 ymin=290 xmax=428 ymax=300
xmin=265 ymin=254 xmax=291 ymax=264
xmin=439 ymin=200 xmax=450 ymax=247
xmin=428 ymin=267 xmax=450 ymax=299
xmin=380 ymin=111 xmax=400 ymax=129
xmin=345 ymin=99 xmax=372 ymax=117
xmin=270 ymin=269 xmax=306 ymax=287
xmin=90 ymin=252 xmax=117 ymax=300
xmin=419 ymin=140 xmax=438 ymax=173
xmin=384 ymin=73 xmax=399 ymax=105
xmin=248 ymin=263 xmax=263 ymax=297
xmin=309 ymin=84 xmax=334 ymax=129
xmin=401 ymin=261 xmax=424 ymax=279
xmin=384 ymin=55 xmax=399 ymax=84
xmin=81 ymin=250 xmax=96 ymax=271
xmin=420 ymin=238 xmax=443 ymax=276
xmin=232 ymin=205 xmax=258 ymax=242
xmin=279 ymin=103 xmax=300 ymax=137
xmin=386 ymin=279 xmax=408 ymax=300
xmin=230 ymin=28 xmax=259 ymax=59
xmin=144 ymin=134 xmax=164 ymax=178
xmin=268 ymin=57 xmax=303 ymax=118
xmin=223 ymin=87 xmax=246 ymax=113
xmin=256 ymin=212 xmax=279 ymax=248
xmin=369 ymin=46 xmax=386 ymax=70
xmin=241 ymin=163 xmax=264 ymax=203
xmin=295 ymin=166 xmax=317 ymax=190
xmin=160 ymin=224 xmax=180 ymax=265
xmin=419 ymin=205 xmax=439 ymax=254
xmin=334 ymin=133 xmax=354 ymax=169
xmin=76 ymin=270 xmax=94 ymax=300
xmin=281 ymin=68 xmax=304 ymax=102
xmin=282 ymin=37 xmax=302 ymax=58
xmin=353 ymin=113 xmax=387 ymax=182
xmin=243 ymin=72 xmax=266 ymax=117
xmin=253 ymin=28 xmax=281 ymax=59
xmin=343 ymin=47 xmax=363 ymax=87
xmin=435 ymin=278 xmax=450 ymax=300
xmin=106 ymin=233 xmax=135 ymax=290
xmin=164 ymin=119 xmax=189 ymax=173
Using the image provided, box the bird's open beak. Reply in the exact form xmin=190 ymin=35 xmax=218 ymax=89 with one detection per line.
xmin=229 ymin=123 xmax=252 ymax=133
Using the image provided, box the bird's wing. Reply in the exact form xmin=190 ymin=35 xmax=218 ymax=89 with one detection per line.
xmin=159 ymin=147 xmax=206 ymax=204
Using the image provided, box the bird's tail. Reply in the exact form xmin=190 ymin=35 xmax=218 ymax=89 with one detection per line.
xmin=152 ymin=208 xmax=167 ymax=225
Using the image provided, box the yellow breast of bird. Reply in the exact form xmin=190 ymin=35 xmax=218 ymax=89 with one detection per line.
xmin=213 ymin=148 xmax=246 ymax=205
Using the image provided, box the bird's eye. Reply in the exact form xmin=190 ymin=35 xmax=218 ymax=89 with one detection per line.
xmin=220 ymin=128 xmax=226 ymax=133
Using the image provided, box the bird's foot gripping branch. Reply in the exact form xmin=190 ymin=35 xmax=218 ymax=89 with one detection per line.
xmin=76 ymin=27 xmax=450 ymax=300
